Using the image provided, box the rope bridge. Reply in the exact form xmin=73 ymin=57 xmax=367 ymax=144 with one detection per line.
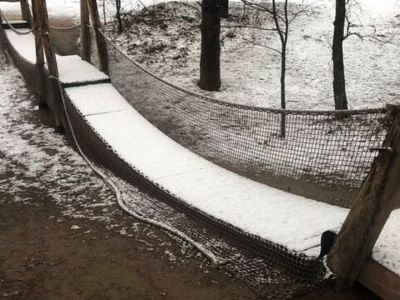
xmin=0 ymin=4 xmax=392 ymax=298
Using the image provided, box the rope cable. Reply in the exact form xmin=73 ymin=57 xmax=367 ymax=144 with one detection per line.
xmin=49 ymin=24 xmax=80 ymax=31
xmin=0 ymin=9 xmax=34 ymax=35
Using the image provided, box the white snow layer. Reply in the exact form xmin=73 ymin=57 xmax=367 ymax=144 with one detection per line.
xmin=57 ymin=55 xmax=109 ymax=84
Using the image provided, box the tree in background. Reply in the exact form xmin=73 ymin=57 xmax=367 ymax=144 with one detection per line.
xmin=220 ymin=0 xmax=229 ymax=18
xmin=199 ymin=0 xmax=221 ymax=91
xmin=241 ymin=0 xmax=307 ymax=136
xmin=116 ymin=0 xmax=123 ymax=33
xmin=332 ymin=0 xmax=348 ymax=110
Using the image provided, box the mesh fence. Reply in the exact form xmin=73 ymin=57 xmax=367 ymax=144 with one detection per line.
xmin=49 ymin=25 xmax=81 ymax=56
xmin=61 ymin=89 xmax=327 ymax=298
xmin=102 ymin=32 xmax=389 ymax=208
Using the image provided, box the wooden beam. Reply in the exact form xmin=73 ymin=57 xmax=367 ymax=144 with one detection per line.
xmin=87 ymin=0 xmax=108 ymax=74
xmin=358 ymin=258 xmax=400 ymax=300
xmin=20 ymin=0 xmax=33 ymax=27
xmin=328 ymin=105 xmax=400 ymax=283
xmin=80 ymin=0 xmax=91 ymax=62
xmin=35 ymin=0 xmax=63 ymax=132
xmin=32 ymin=0 xmax=47 ymax=108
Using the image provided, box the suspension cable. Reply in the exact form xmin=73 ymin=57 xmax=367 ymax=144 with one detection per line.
xmin=0 ymin=9 xmax=34 ymax=35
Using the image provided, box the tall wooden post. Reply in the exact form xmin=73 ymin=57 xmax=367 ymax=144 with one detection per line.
xmin=32 ymin=0 xmax=47 ymax=108
xmin=87 ymin=0 xmax=108 ymax=74
xmin=327 ymin=105 xmax=400 ymax=283
xmin=34 ymin=0 xmax=63 ymax=132
xmin=80 ymin=0 xmax=91 ymax=62
xmin=20 ymin=0 xmax=33 ymax=27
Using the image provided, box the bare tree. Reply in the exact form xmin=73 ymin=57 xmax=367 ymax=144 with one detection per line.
xmin=199 ymin=0 xmax=221 ymax=91
xmin=241 ymin=0 xmax=306 ymax=136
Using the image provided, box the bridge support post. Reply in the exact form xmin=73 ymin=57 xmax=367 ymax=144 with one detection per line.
xmin=32 ymin=0 xmax=63 ymax=132
xmin=87 ymin=0 xmax=108 ymax=74
xmin=20 ymin=0 xmax=33 ymax=28
xmin=80 ymin=0 xmax=91 ymax=62
xmin=32 ymin=0 xmax=47 ymax=109
xmin=327 ymin=105 xmax=400 ymax=284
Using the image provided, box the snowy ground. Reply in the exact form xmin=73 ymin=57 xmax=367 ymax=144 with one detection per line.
xmin=101 ymin=0 xmax=400 ymax=110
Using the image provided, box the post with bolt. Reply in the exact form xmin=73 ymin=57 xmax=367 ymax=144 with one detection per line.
xmin=327 ymin=104 xmax=400 ymax=284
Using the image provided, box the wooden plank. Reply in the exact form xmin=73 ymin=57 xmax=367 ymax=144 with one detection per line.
xmin=1 ymin=21 xmax=29 ymax=29
xmin=328 ymin=105 xmax=400 ymax=283
xmin=358 ymin=259 xmax=400 ymax=300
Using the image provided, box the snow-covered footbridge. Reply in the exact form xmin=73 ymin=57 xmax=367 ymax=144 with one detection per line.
xmin=1 ymin=1 xmax=399 ymax=299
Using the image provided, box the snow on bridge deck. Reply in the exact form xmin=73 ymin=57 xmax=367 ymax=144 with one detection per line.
xmin=3 ymin=28 xmax=400 ymax=272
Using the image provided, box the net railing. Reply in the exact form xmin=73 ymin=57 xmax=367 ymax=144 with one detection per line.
xmin=49 ymin=24 xmax=80 ymax=56
xmin=102 ymin=32 xmax=389 ymax=208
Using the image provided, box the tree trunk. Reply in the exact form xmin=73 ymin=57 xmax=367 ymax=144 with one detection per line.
xmin=116 ymin=0 xmax=123 ymax=34
xmin=219 ymin=0 xmax=229 ymax=18
xmin=332 ymin=0 xmax=348 ymax=110
xmin=280 ymin=46 xmax=286 ymax=137
xmin=199 ymin=0 xmax=221 ymax=91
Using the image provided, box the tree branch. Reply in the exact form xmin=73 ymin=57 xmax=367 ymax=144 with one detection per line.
xmin=242 ymin=37 xmax=282 ymax=54
xmin=221 ymin=25 xmax=278 ymax=32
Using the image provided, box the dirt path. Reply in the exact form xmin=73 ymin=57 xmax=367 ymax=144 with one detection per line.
xmin=0 ymin=195 xmax=257 ymax=299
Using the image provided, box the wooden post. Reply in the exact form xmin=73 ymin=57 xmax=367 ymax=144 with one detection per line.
xmin=87 ymin=0 xmax=108 ymax=74
xmin=80 ymin=0 xmax=91 ymax=62
xmin=35 ymin=0 xmax=63 ymax=132
xmin=32 ymin=0 xmax=47 ymax=109
xmin=20 ymin=0 xmax=33 ymax=28
xmin=327 ymin=105 xmax=400 ymax=284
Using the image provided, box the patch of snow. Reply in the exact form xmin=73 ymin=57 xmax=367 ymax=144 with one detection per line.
xmin=373 ymin=209 xmax=400 ymax=276
xmin=57 ymin=55 xmax=109 ymax=84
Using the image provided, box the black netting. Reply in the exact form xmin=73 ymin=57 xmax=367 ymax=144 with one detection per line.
xmin=49 ymin=25 xmax=81 ymax=56
xmin=61 ymin=88 xmax=326 ymax=298
xmin=103 ymin=32 xmax=388 ymax=208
